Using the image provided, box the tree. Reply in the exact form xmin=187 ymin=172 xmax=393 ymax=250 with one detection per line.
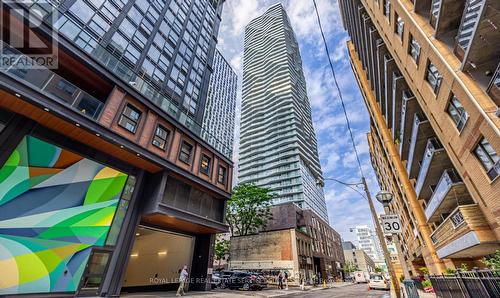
xmin=214 ymin=235 xmax=231 ymax=267
xmin=343 ymin=261 xmax=358 ymax=275
xmin=482 ymin=250 xmax=500 ymax=270
xmin=225 ymin=183 xmax=274 ymax=236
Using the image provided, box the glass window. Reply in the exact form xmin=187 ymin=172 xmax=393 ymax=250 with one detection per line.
xmin=409 ymin=35 xmax=420 ymax=64
xmin=426 ymin=61 xmax=442 ymax=94
xmin=70 ymin=0 xmax=94 ymax=23
xmin=179 ymin=141 xmax=193 ymax=164
xmin=106 ymin=176 xmax=136 ymax=246
xmin=218 ymin=166 xmax=227 ymax=184
xmin=383 ymin=0 xmax=391 ymax=20
xmin=474 ymin=138 xmax=499 ymax=180
xmin=118 ymin=104 xmax=141 ymax=133
xmin=200 ymin=155 xmax=211 ymax=175
xmin=152 ymin=124 xmax=169 ymax=149
xmin=447 ymin=95 xmax=468 ymax=131
xmin=396 ymin=16 xmax=404 ymax=40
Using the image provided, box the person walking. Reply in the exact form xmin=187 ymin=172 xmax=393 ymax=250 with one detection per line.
xmin=176 ymin=265 xmax=188 ymax=297
xmin=278 ymin=271 xmax=283 ymax=290
xmin=284 ymin=271 xmax=289 ymax=290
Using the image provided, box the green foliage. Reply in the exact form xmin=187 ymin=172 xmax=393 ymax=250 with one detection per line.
xmin=375 ymin=266 xmax=383 ymax=273
xmin=460 ymin=263 xmax=469 ymax=272
xmin=225 ymin=183 xmax=274 ymax=236
xmin=419 ymin=267 xmax=429 ymax=275
xmin=422 ymin=280 xmax=432 ymax=288
xmin=482 ymin=250 xmax=500 ymax=270
xmin=399 ymin=275 xmax=405 ymax=282
xmin=343 ymin=261 xmax=359 ymax=274
xmin=444 ymin=268 xmax=456 ymax=275
xmin=214 ymin=235 xmax=230 ymax=265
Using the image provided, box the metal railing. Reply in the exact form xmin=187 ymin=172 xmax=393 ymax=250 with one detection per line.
xmin=429 ymin=269 xmax=500 ymax=298
xmin=415 ymin=138 xmax=443 ymax=196
xmin=0 ymin=42 xmax=104 ymax=120
xmin=425 ymin=169 xmax=463 ymax=220
xmin=456 ymin=0 xmax=485 ymax=51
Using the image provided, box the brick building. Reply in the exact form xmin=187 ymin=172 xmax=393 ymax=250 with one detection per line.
xmin=339 ymin=0 xmax=500 ymax=275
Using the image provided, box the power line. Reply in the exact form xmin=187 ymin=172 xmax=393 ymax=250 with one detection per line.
xmin=312 ymin=0 xmax=365 ymax=179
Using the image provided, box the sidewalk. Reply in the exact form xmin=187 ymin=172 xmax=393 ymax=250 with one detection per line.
xmin=121 ymin=282 xmax=356 ymax=298
xmin=390 ymin=286 xmax=437 ymax=298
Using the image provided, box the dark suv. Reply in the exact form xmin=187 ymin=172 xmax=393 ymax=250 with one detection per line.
xmin=224 ymin=272 xmax=267 ymax=291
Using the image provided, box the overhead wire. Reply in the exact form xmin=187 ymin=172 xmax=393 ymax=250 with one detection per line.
xmin=312 ymin=0 xmax=366 ymax=179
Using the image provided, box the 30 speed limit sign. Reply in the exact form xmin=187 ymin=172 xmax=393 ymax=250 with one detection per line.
xmin=381 ymin=214 xmax=402 ymax=234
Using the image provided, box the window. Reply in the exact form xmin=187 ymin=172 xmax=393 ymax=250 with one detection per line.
xmin=118 ymin=104 xmax=141 ymax=133
xmin=396 ymin=15 xmax=404 ymax=40
xmin=218 ymin=166 xmax=227 ymax=184
xmin=447 ymin=96 xmax=468 ymax=131
xmin=179 ymin=141 xmax=193 ymax=164
xmin=152 ymin=124 xmax=169 ymax=149
xmin=383 ymin=0 xmax=391 ymax=20
xmin=200 ymin=155 xmax=211 ymax=175
xmin=426 ymin=61 xmax=442 ymax=94
xmin=474 ymin=138 xmax=499 ymax=181
xmin=409 ymin=35 xmax=420 ymax=64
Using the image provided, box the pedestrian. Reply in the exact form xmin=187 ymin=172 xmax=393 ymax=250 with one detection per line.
xmin=284 ymin=271 xmax=289 ymax=290
xmin=278 ymin=271 xmax=283 ymax=289
xmin=176 ymin=265 xmax=188 ymax=297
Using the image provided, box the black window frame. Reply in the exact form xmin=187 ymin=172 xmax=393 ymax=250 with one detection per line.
xmin=473 ymin=137 xmax=499 ymax=181
xmin=395 ymin=15 xmax=404 ymax=41
xmin=408 ymin=35 xmax=420 ymax=65
xmin=199 ymin=154 xmax=211 ymax=176
xmin=118 ymin=103 xmax=142 ymax=133
xmin=217 ymin=165 xmax=227 ymax=185
xmin=178 ymin=141 xmax=194 ymax=164
xmin=446 ymin=95 xmax=468 ymax=132
xmin=152 ymin=123 xmax=169 ymax=150
xmin=425 ymin=61 xmax=443 ymax=94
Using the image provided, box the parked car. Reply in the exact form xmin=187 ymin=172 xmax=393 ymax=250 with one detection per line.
xmin=225 ymin=272 xmax=267 ymax=291
xmin=216 ymin=271 xmax=236 ymax=289
xmin=368 ymin=273 xmax=390 ymax=290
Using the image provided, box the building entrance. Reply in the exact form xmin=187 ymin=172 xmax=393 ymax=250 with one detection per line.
xmin=121 ymin=226 xmax=195 ymax=292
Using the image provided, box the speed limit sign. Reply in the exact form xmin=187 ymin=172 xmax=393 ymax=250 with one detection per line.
xmin=381 ymin=214 xmax=402 ymax=234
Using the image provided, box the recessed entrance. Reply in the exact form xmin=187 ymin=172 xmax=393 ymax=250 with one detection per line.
xmin=121 ymin=226 xmax=195 ymax=293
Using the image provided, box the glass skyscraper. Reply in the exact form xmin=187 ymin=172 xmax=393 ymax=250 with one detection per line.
xmin=202 ymin=49 xmax=237 ymax=155
xmin=238 ymin=3 xmax=329 ymax=221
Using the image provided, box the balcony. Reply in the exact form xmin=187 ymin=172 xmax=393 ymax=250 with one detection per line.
xmin=406 ymin=113 xmax=435 ymax=179
xmin=431 ymin=204 xmax=499 ymax=259
xmin=430 ymin=0 xmax=442 ymax=28
xmin=0 ymin=42 xmax=104 ymax=120
xmin=383 ymin=55 xmax=397 ymax=127
xmin=424 ymin=169 xmax=473 ymax=222
xmin=391 ymin=72 xmax=406 ymax=141
xmin=454 ymin=0 xmax=485 ymax=61
xmin=376 ymin=41 xmax=389 ymax=105
xmin=415 ymin=138 xmax=452 ymax=202
xmin=399 ymin=91 xmax=417 ymax=160
xmin=486 ymin=62 xmax=500 ymax=106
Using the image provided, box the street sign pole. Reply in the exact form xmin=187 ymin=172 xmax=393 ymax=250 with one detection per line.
xmin=362 ymin=177 xmax=401 ymax=298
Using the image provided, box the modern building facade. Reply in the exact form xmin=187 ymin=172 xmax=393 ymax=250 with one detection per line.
xmin=238 ymin=3 xmax=328 ymax=221
xmin=0 ymin=0 xmax=233 ymax=296
xmin=202 ymin=49 xmax=237 ymax=154
xmin=342 ymin=241 xmax=376 ymax=273
xmin=339 ymin=0 xmax=500 ymax=275
xmin=229 ymin=203 xmax=345 ymax=282
xmin=351 ymin=225 xmax=385 ymax=264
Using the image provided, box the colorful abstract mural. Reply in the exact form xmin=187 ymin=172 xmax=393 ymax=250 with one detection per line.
xmin=0 ymin=136 xmax=128 ymax=295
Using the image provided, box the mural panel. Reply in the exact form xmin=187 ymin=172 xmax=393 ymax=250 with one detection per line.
xmin=0 ymin=136 xmax=128 ymax=295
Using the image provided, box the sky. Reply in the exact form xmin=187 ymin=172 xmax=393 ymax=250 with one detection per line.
xmin=217 ymin=0 xmax=384 ymax=243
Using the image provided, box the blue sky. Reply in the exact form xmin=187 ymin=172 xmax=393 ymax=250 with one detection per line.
xmin=217 ymin=0 xmax=384 ymax=243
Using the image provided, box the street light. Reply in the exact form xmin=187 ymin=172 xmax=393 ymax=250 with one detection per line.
xmin=319 ymin=178 xmax=401 ymax=297
xmin=375 ymin=190 xmax=394 ymax=207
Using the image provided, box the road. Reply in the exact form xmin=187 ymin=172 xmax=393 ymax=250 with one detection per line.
xmin=285 ymin=284 xmax=391 ymax=298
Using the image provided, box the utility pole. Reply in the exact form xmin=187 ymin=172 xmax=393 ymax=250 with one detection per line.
xmin=362 ymin=177 xmax=401 ymax=298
